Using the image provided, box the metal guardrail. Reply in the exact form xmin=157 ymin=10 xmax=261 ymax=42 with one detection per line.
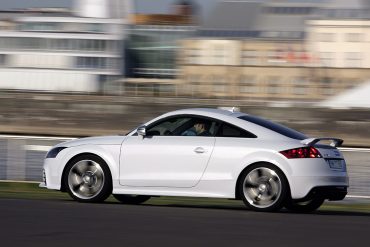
xmin=0 ymin=135 xmax=369 ymax=199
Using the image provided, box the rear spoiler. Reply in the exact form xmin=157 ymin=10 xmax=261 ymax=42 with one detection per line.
xmin=300 ymin=138 xmax=343 ymax=147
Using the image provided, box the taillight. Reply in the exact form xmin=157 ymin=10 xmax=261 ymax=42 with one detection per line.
xmin=280 ymin=147 xmax=322 ymax=159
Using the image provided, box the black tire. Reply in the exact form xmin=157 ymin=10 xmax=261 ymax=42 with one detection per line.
xmin=63 ymin=154 xmax=112 ymax=203
xmin=285 ymin=197 xmax=325 ymax=213
xmin=239 ymin=163 xmax=289 ymax=212
xmin=113 ymin=194 xmax=151 ymax=204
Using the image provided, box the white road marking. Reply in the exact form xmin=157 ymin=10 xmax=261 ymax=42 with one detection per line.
xmin=339 ymin=147 xmax=370 ymax=153
xmin=346 ymin=195 xmax=370 ymax=199
xmin=24 ymin=145 xmax=52 ymax=152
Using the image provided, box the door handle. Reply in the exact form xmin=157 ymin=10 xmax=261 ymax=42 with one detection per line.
xmin=194 ymin=147 xmax=206 ymax=154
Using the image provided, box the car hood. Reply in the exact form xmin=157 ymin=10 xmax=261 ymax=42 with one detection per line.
xmin=56 ymin=135 xmax=126 ymax=147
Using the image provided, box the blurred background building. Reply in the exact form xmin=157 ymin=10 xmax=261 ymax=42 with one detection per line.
xmin=179 ymin=0 xmax=370 ymax=101
xmin=0 ymin=0 xmax=369 ymax=102
xmin=0 ymin=0 xmax=130 ymax=92
xmin=121 ymin=0 xmax=197 ymax=96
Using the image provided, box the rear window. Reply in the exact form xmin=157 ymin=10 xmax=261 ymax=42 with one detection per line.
xmin=238 ymin=115 xmax=307 ymax=140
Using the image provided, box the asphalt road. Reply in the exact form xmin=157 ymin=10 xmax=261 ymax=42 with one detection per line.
xmin=0 ymin=198 xmax=369 ymax=247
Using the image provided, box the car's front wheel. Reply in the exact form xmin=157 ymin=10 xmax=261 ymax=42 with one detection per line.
xmin=239 ymin=163 xmax=288 ymax=212
xmin=113 ymin=194 xmax=151 ymax=204
xmin=64 ymin=154 xmax=112 ymax=203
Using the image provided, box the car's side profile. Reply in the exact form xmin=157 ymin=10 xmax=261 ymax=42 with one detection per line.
xmin=41 ymin=108 xmax=349 ymax=212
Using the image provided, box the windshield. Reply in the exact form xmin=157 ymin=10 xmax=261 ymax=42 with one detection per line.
xmin=238 ymin=115 xmax=307 ymax=140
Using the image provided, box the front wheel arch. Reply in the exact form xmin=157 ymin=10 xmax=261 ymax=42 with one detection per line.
xmin=235 ymin=162 xmax=291 ymax=200
xmin=60 ymin=153 xmax=113 ymax=193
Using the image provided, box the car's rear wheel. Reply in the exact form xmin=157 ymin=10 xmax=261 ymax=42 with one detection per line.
xmin=285 ymin=197 xmax=325 ymax=213
xmin=239 ymin=163 xmax=288 ymax=212
xmin=64 ymin=154 xmax=112 ymax=203
xmin=113 ymin=194 xmax=151 ymax=204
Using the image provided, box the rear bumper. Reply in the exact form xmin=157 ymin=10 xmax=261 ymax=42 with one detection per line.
xmin=294 ymin=186 xmax=348 ymax=202
xmin=289 ymin=175 xmax=349 ymax=200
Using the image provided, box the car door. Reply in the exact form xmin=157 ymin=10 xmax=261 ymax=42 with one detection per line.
xmin=119 ymin=116 xmax=218 ymax=188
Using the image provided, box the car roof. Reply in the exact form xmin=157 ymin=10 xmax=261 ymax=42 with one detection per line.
xmin=165 ymin=108 xmax=245 ymax=118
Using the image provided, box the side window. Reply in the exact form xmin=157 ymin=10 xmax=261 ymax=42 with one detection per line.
xmin=145 ymin=116 xmax=220 ymax=137
xmin=181 ymin=117 xmax=220 ymax=137
xmin=216 ymin=123 xmax=257 ymax=138
xmin=146 ymin=117 xmax=192 ymax=136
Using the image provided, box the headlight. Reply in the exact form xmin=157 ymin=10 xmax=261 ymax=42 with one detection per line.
xmin=46 ymin=147 xmax=67 ymax=158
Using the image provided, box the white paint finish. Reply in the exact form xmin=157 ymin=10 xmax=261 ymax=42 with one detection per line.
xmin=120 ymin=136 xmax=215 ymax=187
xmin=56 ymin=136 xmax=125 ymax=147
xmin=44 ymin=143 xmax=122 ymax=190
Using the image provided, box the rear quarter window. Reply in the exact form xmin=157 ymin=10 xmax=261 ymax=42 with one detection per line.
xmin=216 ymin=123 xmax=257 ymax=138
xmin=238 ymin=115 xmax=307 ymax=140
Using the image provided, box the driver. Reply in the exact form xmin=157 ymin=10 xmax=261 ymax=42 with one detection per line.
xmin=182 ymin=121 xmax=211 ymax=136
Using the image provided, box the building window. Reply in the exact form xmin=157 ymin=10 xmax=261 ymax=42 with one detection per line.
xmin=320 ymin=52 xmax=334 ymax=67
xmin=213 ymin=45 xmax=227 ymax=65
xmin=292 ymin=77 xmax=309 ymax=95
xmin=319 ymin=33 xmax=335 ymax=42
xmin=87 ymin=23 xmax=105 ymax=33
xmin=266 ymin=49 xmax=285 ymax=64
xmin=213 ymin=83 xmax=226 ymax=93
xmin=239 ymin=75 xmax=258 ymax=93
xmin=212 ymin=76 xmax=227 ymax=93
xmin=0 ymin=54 xmax=6 ymax=65
xmin=292 ymin=77 xmax=308 ymax=85
xmin=50 ymin=39 xmax=69 ymax=50
xmin=292 ymin=86 xmax=308 ymax=95
xmin=266 ymin=76 xmax=283 ymax=94
xmin=187 ymin=48 xmax=201 ymax=64
xmin=76 ymin=57 xmax=110 ymax=69
xmin=322 ymin=88 xmax=335 ymax=96
xmin=186 ymin=75 xmax=201 ymax=96
xmin=345 ymin=33 xmax=363 ymax=42
xmin=242 ymin=50 xmax=259 ymax=65
xmin=19 ymin=38 xmax=43 ymax=50
xmin=345 ymin=52 xmax=362 ymax=67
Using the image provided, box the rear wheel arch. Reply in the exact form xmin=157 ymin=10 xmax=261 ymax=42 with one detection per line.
xmin=235 ymin=161 xmax=291 ymax=200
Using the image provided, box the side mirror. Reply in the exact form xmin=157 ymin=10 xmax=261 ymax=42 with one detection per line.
xmin=137 ymin=125 xmax=146 ymax=137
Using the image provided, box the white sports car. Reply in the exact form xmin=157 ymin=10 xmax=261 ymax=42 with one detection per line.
xmin=41 ymin=108 xmax=348 ymax=212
